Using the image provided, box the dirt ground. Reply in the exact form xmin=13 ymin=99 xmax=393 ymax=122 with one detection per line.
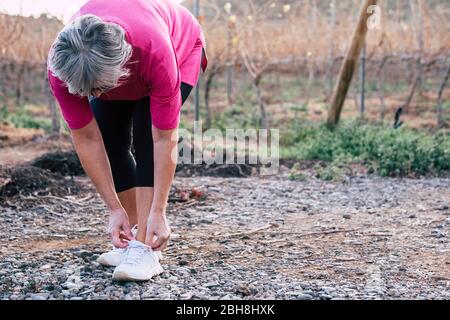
xmin=0 ymin=132 xmax=449 ymax=300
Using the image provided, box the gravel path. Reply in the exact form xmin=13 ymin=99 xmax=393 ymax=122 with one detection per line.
xmin=1 ymin=173 xmax=449 ymax=300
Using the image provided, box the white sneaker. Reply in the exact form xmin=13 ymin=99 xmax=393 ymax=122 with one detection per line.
xmin=97 ymin=246 xmax=163 ymax=267
xmin=97 ymin=226 xmax=139 ymax=267
xmin=112 ymin=240 xmax=163 ymax=281
xmin=97 ymin=246 xmax=127 ymax=267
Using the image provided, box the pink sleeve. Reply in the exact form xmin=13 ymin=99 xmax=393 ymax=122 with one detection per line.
xmin=142 ymin=36 xmax=182 ymax=130
xmin=48 ymin=70 xmax=94 ymax=130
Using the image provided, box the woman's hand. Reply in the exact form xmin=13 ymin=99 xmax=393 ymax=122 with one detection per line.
xmin=145 ymin=211 xmax=171 ymax=251
xmin=108 ymin=207 xmax=133 ymax=248
xmin=72 ymin=119 xmax=131 ymax=248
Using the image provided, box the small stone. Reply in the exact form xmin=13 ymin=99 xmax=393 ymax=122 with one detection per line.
xmin=159 ymin=293 xmax=171 ymax=299
xmin=180 ymin=292 xmax=193 ymax=299
xmin=79 ymin=288 xmax=95 ymax=295
xmin=205 ymin=282 xmax=220 ymax=289
xmin=321 ymin=286 xmax=336 ymax=293
xmin=95 ymin=285 xmax=105 ymax=293
xmin=31 ymin=293 xmax=49 ymax=301
xmin=61 ymin=290 xmax=71 ymax=297
xmin=234 ymin=284 xmax=252 ymax=296
xmin=78 ymin=251 xmax=93 ymax=260
xmin=178 ymin=260 xmax=189 ymax=266
xmin=63 ymin=282 xmax=80 ymax=290
xmin=105 ymin=286 xmax=116 ymax=292
xmin=431 ymin=230 xmax=445 ymax=238
xmin=40 ymin=264 xmax=53 ymax=270
xmin=286 ymin=292 xmax=313 ymax=300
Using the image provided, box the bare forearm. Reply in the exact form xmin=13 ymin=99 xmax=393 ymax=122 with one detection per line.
xmin=151 ymin=128 xmax=178 ymax=215
xmin=72 ymin=135 xmax=122 ymax=211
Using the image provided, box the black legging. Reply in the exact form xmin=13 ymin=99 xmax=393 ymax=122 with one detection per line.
xmin=90 ymin=82 xmax=193 ymax=193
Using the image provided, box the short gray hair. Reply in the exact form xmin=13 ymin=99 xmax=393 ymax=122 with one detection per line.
xmin=48 ymin=14 xmax=132 ymax=97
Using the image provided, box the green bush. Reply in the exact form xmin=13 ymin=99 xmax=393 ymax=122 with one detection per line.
xmin=212 ymin=104 xmax=260 ymax=131
xmin=314 ymin=163 xmax=345 ymax=181
xmin=281 ymin=120 xmax=450 ymax=177
xmin=288 ymin=163 xmax=308 ymax=181
xmin=3 ymin=106 xmax=52 ymax=131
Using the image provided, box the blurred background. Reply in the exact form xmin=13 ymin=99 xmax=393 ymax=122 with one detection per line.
xmin=0 ymin=0 xmax=449 ymax=177
xmin=1 ymin=1 xmax=450 ymax=301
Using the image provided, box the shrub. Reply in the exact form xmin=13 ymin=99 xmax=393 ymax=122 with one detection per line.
xmin=4 ymin=106 xmax=51 ymax=131
xmin=281 ymin=120 xmax=450 ymax=177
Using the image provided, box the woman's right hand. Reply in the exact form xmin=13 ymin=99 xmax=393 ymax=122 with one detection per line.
xmin=107 ymin=207 xmax=133 ymax=248
xmin=71 ymin=119 xmax=133 ymax=248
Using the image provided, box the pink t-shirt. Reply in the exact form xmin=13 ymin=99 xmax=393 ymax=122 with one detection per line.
xmin=48 ymin=0 xmax=205 ymax=130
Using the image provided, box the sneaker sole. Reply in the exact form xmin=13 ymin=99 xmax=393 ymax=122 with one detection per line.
xmin=112 ymin=264 xmax=164 ymax=282
xmin=97 ymin=256 xmax=121 ymax=267
xmin=156 ymin=251 xmax=163 ymax=261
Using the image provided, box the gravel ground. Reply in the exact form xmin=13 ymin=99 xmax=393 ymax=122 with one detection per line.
xmin=0 ymin=172 xmax=449 ymax=300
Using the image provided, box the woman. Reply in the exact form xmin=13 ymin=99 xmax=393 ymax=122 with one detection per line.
xmin=47 ymin=0 xmax=207 ymax=281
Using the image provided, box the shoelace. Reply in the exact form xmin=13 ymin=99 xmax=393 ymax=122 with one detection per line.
xmin=131 ymin=225 xmax=138 ymax=237
xmin=122 ymin=244 xmax=152 ymax=266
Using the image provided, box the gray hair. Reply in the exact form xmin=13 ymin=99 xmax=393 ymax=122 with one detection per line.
xmin=48 ymin=14 xmax=132 ymax=97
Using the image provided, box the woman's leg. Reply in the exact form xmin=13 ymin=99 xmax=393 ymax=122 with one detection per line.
xmin=90 ymin=98 xmax=138 ymax=226
xmin=131 ymin=96 xmax=154 ymax=242
xmin=132 ymin=86 xmax=194 ymax=243
xmin=117 ymin=188 xmax=137 ymax=227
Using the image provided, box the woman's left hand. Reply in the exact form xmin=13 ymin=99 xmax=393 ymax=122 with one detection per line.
xmin=145 ymin=211 xmax=171 ymax=251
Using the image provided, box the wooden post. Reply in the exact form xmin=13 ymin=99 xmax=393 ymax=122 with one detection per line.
xmin=411 ymin=0 xmax=425 ymax=95
xmin=312 ymin=0 xmax=317 ymax=29
xmin=226 ymin=27 xmax=234 ymax=106
xmin=436 ymin=63 xmax=450 ymax=128
xmin=327 ymin=0 xmax=378 ymax=128
xmin=328 ymin=0 xmax=336 ymax=95
xmin=360 ymin=41 xmax=366 ymax=116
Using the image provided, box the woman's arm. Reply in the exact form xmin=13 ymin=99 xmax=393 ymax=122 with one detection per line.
xmin=71 ymin=118 xmax=120 ymax=210
xmin=151 ymin=126 xmax=178 ymax=212
xmin=144 ymin=126 xmax=177 ymax=250
xmin=71 ymin=117 xmax=133 ymax=247
xmin=48 ymin=71 xmax=132 ymax=247
xmin=140 ymin=32 xmax=182 ymax=249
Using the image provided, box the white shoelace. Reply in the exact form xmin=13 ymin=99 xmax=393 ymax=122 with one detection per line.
xmin=131 ymin=225 xmax=138 ymax=237
xmin=122 ymin=241 xmax=152 ymax=266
